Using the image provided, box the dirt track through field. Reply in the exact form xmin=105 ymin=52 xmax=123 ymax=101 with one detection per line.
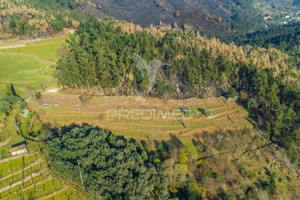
xmin=206 ymin=109 xmax=237 ymax=119
xmin=0 ymin=44 xmax=26 ymax=49
xmin=19 ymin=177 xmax=51 ymax=193
xmin=37 ymin=185 xmax=69 ymax=200
xmin=0 ymin=52 xmax=55 ymax=65
xmin=0 ymin=137 xmax=11 ymax=148
xmin=0 ymin=159 xmax=42 ymax=182
xmin=0 ymin=154 xmax=33 ymax=164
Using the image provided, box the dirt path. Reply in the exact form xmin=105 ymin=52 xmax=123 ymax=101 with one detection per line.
xmin=2 ymin=177 xmax=52 ymax=200
xmin=181 ymin=126 xmax=222 ymax=137
xmin=0 ymin=170 xmax=45 ymax=193
xmin=0 ymin=159 xmax=41 ymax=182
xmin=0 ymin=44 xmax=26 ymax=49
xmin=206 ymin=109 xmax=237 ymax=120
xmin=0 ymin=137 xmax=11 ymax=148
xmin=0 ymin=36 xmax=54 ymax=49
xmin=37 ymin=185 xmax=69 ymax=200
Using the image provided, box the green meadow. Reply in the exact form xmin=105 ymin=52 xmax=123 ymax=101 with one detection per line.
xmin=0 ymin=37 xmax=67 ymax=96
xmin=0 ymin=54 xmax=56 ymax=97
xmin=0 ymin=37 xmax=67 ymax=62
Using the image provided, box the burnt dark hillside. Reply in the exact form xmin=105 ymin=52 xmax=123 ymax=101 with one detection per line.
xmin=79 ymin=0 xmax=264 ymax=34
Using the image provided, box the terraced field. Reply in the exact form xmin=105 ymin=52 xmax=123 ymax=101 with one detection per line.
xmin=0 ymin=107 xmax=87 ymax=200
xmin=0 ymin=154 xmax=87 ymax=200
xmin=28 ymin=93 xmax=254 ymax=142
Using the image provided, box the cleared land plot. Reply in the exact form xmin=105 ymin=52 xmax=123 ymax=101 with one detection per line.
xmin=28 ymin=93 xmax=254 ymax=141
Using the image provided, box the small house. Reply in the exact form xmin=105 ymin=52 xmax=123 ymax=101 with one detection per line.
xmin=68 ymin=28 xmax=77 ymax=34
xmin=9 ymin=144 xmax=27 ymax=156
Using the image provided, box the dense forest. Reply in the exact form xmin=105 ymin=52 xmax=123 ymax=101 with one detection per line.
xmin=56 ymin=16 xmax=299 ymax=168
xmin=45 ymin=125 xmax=300 ymax=199
xmin=45 ymin=125 xmax=169 ymax=199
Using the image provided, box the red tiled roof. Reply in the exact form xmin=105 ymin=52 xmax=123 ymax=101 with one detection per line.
xmin=10 ymin=144 xmax=27 ymax=153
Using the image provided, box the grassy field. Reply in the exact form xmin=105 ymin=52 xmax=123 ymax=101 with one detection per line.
xmin=0 ymin=54 xmax=56 ymax=97
xmin=0 ymin=36 xmax=66 ymax=97
xmin=0 ymin=108 xmax=41 ymax=158
xmin=28 ymin=94 xmax=254 ymax=142
xmin=0 ymin=37 xmax=67 ymax=62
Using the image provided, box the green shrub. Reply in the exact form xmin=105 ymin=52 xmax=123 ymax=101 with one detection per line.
xmin=266 ymin=181 xmax=276 ymax=195
xmin=218 ymin=175 xmax=226 ymax=184
xmin=179 ymin=153 xmax=188 ymax=164
xmin=197 ymin=108 xmax=213 ymax=116
xmin=1 ymin=93 xmax=20 ymax=114
xmin=229 ymin=88 xmax=238 ymax=98
xmin=19 ymin=100 xmax=27 ymax=110
xmin=35 ymin=92 xmax=42 ymax=100
xmin=271 ymin=172 xmax=278 ymax=179
xmin=249 ymin=172 xmax=257 ymax=180
xmin=225 ymin=194 xmax=235 ymax=200
xmin=243 ymin=170 xmax=250 ymax=178
xmin=201 ymin=169 xmax=213 ymax=186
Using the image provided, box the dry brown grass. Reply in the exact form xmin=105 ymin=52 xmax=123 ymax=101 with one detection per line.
xmin=28 ymin=93 xmax=254 ymax=141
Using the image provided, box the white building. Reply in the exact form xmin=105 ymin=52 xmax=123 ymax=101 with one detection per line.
xmin=10 ymin=144 xmax=27 ymax=156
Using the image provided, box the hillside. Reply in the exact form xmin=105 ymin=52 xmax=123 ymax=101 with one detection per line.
xmin=0 ymin=0 xmax=83 ymax=39
xmin=0 ymin=0 xmax=265 ymax=38
xmin=0 ymin=85 xmax=299 ymax=199
xmin=1 ymin=0 xmax=300 ymax=39
xmin=255 ymin=0 xmax=300 ymax=24
xmin=80 ymin=0 xmax=264 ymax=34
xmin=221 ymin=22 xmax=300 ymax=66
xmin=44 ymin=124 xmax=300 ymax=199
xmin=0 ymin=88 xmax=87 ymax=199
xmin=55 ymin=16 xmax=299 ymax=170
xmin=0 ymin=1 xmax=299 ymax=200
xmin=1 ymin=0 xmax=299 ymax=38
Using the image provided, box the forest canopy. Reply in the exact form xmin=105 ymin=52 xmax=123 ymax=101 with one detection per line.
xmin=45 ymin=125 xmax=169 ymax=200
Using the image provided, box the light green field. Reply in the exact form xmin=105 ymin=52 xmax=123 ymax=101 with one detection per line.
xmin=0 ymin=155 xmax=87 ymax=200
xmin=0 ymin=54 xmax=56 ymax=97
xmin=0 ymin=37 xmax=65 ymax=97
xmin=0 ymin=37 xmax=85 ymax=200
xmin=0 ymin=37 xmax=67 ymax=62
